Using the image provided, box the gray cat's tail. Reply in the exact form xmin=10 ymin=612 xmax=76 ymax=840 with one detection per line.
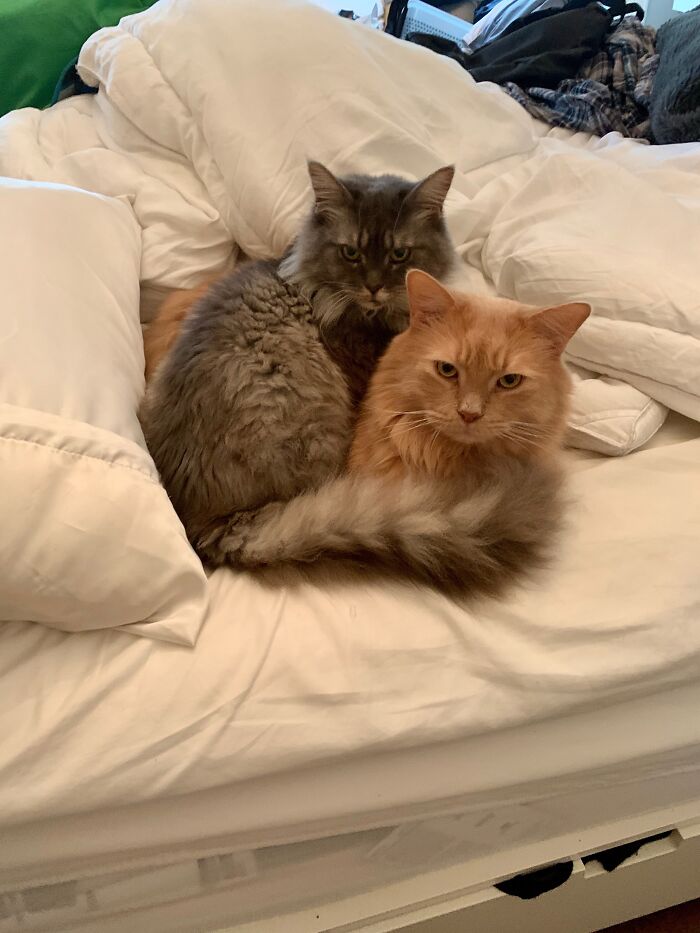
xmin=195 ymin=460 xmax=564 ymax=598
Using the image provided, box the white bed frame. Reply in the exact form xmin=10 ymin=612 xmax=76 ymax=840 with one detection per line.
xmin=6 ymin=799 xmax=700 ymax=932
xmin=220 ymin=804 xmax=700 ymax=933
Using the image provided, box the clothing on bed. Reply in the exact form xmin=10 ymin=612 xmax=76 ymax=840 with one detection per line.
xmin=409 ymin=0 xmax=614 ymax=89
xmin=503 ymin=16 xmax=657 ymax=139
xmin=469 ymin=0 xmax=567 ymax=48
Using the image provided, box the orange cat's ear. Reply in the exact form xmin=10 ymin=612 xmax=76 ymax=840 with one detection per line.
xmin=406 ymin=270 xmax=455 ymax=326
xmin=530 ymin=302 xmax=591 ymax=355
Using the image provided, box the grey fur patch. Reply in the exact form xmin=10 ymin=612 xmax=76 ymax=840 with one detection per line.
xmin=196 ymin=458 xmax=565 ymax=601
xmin=280 ymin=163 xmax=456 ymax=404
xmin=141 ymin=261 xmax=352 ymax=544
xmin=141 ymin=165 xmax=459 ymax=578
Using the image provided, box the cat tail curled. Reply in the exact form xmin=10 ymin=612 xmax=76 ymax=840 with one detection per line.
xmin=195 ymin=459 xmax=565 ymax=598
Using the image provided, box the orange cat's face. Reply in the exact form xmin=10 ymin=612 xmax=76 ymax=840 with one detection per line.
xmin=395 ymin=271 xmax=590 ymax=450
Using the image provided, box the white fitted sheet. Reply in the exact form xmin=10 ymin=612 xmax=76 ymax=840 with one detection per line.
xmin=2 ymin=418 xmax=700 ymax=888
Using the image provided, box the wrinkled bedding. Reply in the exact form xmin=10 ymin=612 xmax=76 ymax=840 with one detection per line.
xmin=1 ymin=0 xmax=700 ymax=864
xmin=1 ymin=0 xmax=699 ymax=450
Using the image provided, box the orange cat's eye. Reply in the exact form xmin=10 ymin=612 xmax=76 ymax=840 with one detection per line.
xmin=498 ymin=373 xmax=523 ymax=389
xmin=436 ymin=361 xmax=458 ymax=379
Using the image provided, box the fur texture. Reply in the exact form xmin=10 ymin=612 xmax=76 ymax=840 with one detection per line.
xmin=141 ymin=164 xmax=457 ymax=562
xmin=282 ymin=161 xmax=455 ymax=403
xmin=193 ymin=272 xmax=590 ymax=598
xmin=143 ymin=281 xmax=213 ymax=380
xmin=143 ymin=162 xmax=456 ymax=394
xmin=349 ymin=270 xmax=590 ymax=477
xmin=141 ymin=261 xmax=352 ymax=544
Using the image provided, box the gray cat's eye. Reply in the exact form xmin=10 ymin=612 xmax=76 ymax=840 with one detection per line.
xmin=340 ymin=244 xmax=361 ymax=263
xmin=436 ymin=361 xmax=458 ymax=379
xmin=390 ymin=247 xmax=411 ymax=263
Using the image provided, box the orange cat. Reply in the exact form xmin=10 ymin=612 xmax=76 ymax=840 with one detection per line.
xmin=143 ymin=281 xmax=214 ymax=381
xmin=194 ymin=269 xmax=589 ymax=598
xmin=349 ymin=269 xmax=589 ymax=480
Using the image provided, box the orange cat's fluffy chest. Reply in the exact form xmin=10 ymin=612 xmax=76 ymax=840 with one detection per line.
xmin=353 ymin=414 xmax=555 ymax=482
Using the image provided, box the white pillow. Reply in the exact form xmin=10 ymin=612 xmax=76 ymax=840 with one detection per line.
xmin=478 ymin=147 xmax=700 ymax=440
xmin=0 ymin=179 xmax=207 ymax=644
xmin=566 ymin=365 xmax=667 ymax=456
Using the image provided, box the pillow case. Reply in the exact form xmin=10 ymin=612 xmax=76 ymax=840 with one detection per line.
xmin=0 ymin=178 xmax=207 ymax=644
xmin=566 ymin=365 xmax=667 ymax=456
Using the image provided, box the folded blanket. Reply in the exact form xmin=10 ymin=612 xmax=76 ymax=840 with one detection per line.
xmin=650 ymin=8 xmax=700 ymax=144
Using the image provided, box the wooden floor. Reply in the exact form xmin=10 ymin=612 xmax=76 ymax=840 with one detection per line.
xmin=601 ymin=899 xmax=700 ymax=932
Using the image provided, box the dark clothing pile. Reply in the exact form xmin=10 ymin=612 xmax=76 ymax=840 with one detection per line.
xmin=401 ymin=0 xmax=654 ymax=139
xmin=504 ymin=16 xmax=657 ymax=139
xmin=411 ymin=2 xmax=612 ymax=89
xmin=389 ymin=0 xmax=700 ymax=144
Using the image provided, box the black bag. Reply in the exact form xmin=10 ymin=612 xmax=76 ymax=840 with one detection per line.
xmin=400 ymin=0 xmax=641 ymax=90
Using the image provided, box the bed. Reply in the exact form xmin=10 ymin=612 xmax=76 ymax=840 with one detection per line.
xmin=1 ymin=1 xmax=700 ymax=931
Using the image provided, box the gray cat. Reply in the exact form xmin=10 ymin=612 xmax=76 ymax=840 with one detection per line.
xmin=279 ymin=162 xmax=456 ymax=404
xmin=141 ymin=162 xmax=457 ymax=554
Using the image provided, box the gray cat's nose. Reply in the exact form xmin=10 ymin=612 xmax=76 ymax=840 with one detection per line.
xmin=365 ymin=284 xmax=383 ymax=298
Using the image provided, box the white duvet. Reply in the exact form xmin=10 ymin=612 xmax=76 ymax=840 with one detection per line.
xmin=1 ymin=0 xmax=700 ymax=841
xmin=1 ymin=0 xmax=699 ymax=449
xmin=2 ymin=425 xmax=700 ymax=831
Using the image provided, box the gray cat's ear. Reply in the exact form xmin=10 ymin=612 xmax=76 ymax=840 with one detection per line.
xmin=307 ymin=161 xmax=351 ymax=221
xmin=530 ymin=302 xmax=591 ymax=354
xmin=406 ymin=269 xmax=455 ymax=326
xmin=405 ymin=165 xmax=455 ymax=220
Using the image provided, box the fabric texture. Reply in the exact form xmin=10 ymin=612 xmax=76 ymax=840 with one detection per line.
xmin=1 ymin=424 xmax=700 ymax=830
xmin=505 ymin=16 xmax=658 ymax=139
xmin=0 ymin=0 xmax=154 ymax=117
xmin=470 ymin=0 xmax=566 ymax=44
xmin=650 ymin=8 xmax=700 ymax=144
xmin=410 ymin=3 xmax=612 ymax=88
xmin=1 ymin=0 xmax=698 ymax=449
xmin=566 ymin=366 xmax=666 ymax=456
xmin=0 ymin=179 xmax=207 ymax=643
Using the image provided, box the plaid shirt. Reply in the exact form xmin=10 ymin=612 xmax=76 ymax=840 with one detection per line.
xmin=503 ymin=17 xmax=658 ymax=139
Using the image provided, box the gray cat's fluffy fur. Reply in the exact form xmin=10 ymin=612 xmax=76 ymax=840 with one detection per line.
xmin=141 ymin=163 xmax=558 ymax=596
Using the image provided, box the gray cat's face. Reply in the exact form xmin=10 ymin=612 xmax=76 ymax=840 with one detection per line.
xmin=280 ymin=162 xmax=456 ymax=332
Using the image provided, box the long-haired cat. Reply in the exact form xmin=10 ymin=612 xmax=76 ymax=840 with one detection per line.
xmin=142 ymin=161 xmax=455 ymax=394
xmin=141 ymin=162 xmax=456 ymax=551
xmin=193 ymin=272 xmax=589 ymax=598
xmin=349 ymin=270 xmax=589 ymax=478
xmin=143 ymin=280 xmax=213 ymax=381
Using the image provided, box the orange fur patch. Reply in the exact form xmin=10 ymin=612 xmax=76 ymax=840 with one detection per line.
xmin=144 ymin=281 xmax=213 ymax=381
xmin=349 ymin=271 xmax=589 ymax=480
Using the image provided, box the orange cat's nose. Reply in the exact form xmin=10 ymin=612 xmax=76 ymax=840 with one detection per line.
xmin=459 ymin=409 xmax=483 ymax=424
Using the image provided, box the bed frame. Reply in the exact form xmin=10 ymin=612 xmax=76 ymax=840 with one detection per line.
xmin=5 ymin=799 xmax=700 ymax=932
xmin=222 ymin=803 xmax=700 ymax=933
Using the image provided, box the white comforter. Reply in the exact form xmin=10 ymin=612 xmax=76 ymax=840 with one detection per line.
xmin=1 ymin=0 xmax=700 ymax=837
xmin=1 ymin=0 xmax=699 ymax=446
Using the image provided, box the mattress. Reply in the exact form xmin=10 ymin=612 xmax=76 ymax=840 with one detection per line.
xmin=2 ymin=416 xmax=700 ymax=922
